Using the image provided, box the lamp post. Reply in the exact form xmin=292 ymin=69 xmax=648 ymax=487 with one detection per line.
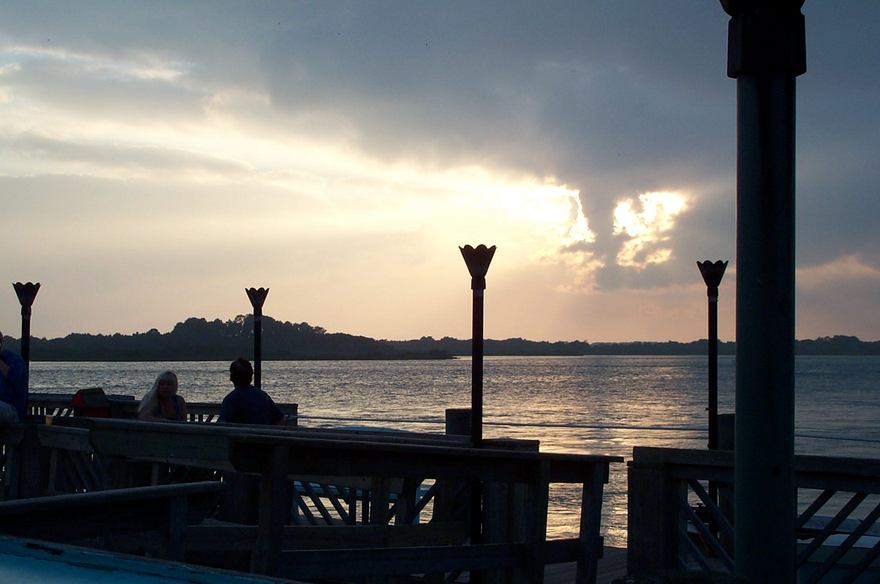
xmin=459 ymin=244 xmax=496 ymax=447
xmin=459 ymin=244 xmax=495 ymax=558
xmin=720 ymin=1 xmax=806 ymax=581
xmin=246 ymin=287 xmax=269 ymax=388
xmin=13 ymin=282 xmax=40 ymax=371
xmin=697 ymin=260 xmax=727 ymax=452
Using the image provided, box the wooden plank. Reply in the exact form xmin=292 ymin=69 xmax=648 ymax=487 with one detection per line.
xmin=395 ymin=477 xmax=419 ymax=525
xmin=277 ymin=542 xmax=526 ymax=579
xmin=186 ymin=521 xmax=470 ymax=552
xmin=299 ymin=480 xmax=336 ymax=524
xmin=229 ymin=435 xmax=618 ymax=484
xmin=0 ymin=482 xmax=225 ymax=542
xmin=88 ymin=424 xmax=234 ymax=470
xmin=370 ymin=477 xmax=392 ymax=525
xmin=37 ymin=426 xmax=93 ymax=452
xmin=634 ymin=446 xmax=880 ymax=491
xmin=633 ymin=446 xmax=735 ymax=468
xmin=315 ymin=482 xmax=351 ymax=524
xmin=67 ymin=450 xmax=102 ymax=492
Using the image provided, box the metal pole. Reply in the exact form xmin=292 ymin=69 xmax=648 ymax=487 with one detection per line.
xmin=697 ymin=261 xmax=727 ymax=451
xmin=245 ymin=287 xmax=269 ymax=388
xmin=471 ymin=288 xmax=484 ymax=444
xmin=459 ymin=244 xmax=496 ymax=555
xmin=12 ymin=282 xmax=40 ymax=371
xmin=459 ymin=245 xmax=495 ymax=447
xmin=721 ymin=2 xmax=806 ymax=581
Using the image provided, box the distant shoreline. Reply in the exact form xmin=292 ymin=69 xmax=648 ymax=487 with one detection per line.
xmin=4 ymin=315 xmax=878 ymax=359
xmin=25 ymin=353 xmax=880 ymax=362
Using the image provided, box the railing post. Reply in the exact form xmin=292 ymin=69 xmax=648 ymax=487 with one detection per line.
xmin=252 ymin=444 xmax=288 ymax=576
xmin=627 ymin=450 xmax=681 ymax=575
xmin=718 ymin=413 xmax=736 ymax=555
xmin=523 ymin=460 xmax=549 ymax=584
xmin=445 ymin=408 xmax=471 ymax=437
xmin=162 ymin=495 xmax=187 ymax=561
xmin=483 ymin=436 xmax=540 ymax=584
xmin=18 ymin=424 xmax=49 ymax=498
xmin=434 ymin=408 xmax=471 ymax=528
xmin=576 ymin=463 xmax=608 ymax=584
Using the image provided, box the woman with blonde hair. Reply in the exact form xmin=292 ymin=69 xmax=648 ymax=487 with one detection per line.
xmin=138 ymin=370 xmax=187 ymax=422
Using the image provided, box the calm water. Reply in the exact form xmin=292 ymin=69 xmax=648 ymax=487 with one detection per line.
xmin=28 ymin=356 xmax=880 ymax=547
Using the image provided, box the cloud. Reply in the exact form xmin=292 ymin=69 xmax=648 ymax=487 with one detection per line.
xmin=797 ymin=255 xmax=880 ymax=290
xmin=0 ymin=2 xmax=878 ymax=341
xmin=4 ymin=132 xmax=250 ymax=177
xmin=613 ymin=191 xmax=689 ymax=269
xmin=0 ymin=2 xmax=737 ymax=296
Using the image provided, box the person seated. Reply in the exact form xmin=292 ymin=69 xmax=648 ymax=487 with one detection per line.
xmin=0 ymin=330 xmax=27 ymax=425
xmin=219 ymin=358 xmax=283 ymax=425
xmin=137 ymin=370 xmax=187 ymax=422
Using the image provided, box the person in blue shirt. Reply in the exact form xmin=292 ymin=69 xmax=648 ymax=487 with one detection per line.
xmin=0 ymin=330 xmax=28 ymax=424
xmin=218 ymin=357 xmax=284 ymax=425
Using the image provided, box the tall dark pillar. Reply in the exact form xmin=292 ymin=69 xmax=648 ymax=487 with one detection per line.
xmin=721 ymin=2 xmax=806 ymax=581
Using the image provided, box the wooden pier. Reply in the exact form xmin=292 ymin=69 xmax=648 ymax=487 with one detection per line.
xmin=0 ymin=393 xmax=623 ymax=583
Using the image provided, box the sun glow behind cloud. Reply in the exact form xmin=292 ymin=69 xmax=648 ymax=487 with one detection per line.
xmin=0 ymin=38 xmax=601 ymax=332
xmin=613 ymin=191 xmax=688 ymax=269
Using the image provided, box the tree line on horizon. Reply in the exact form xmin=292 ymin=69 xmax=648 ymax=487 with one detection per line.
xmin=2 ymin=315 xmax=878 ymax=361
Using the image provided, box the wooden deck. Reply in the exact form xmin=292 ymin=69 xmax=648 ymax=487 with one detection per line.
xmin=545 ymin=547 xmax=627 ymax=584
xmin=1 ymin=403 xmax=624 ymax=584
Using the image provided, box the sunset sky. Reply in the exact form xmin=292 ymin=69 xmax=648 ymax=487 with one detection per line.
xmin=2 ymin=2 xmax=878 ymax=343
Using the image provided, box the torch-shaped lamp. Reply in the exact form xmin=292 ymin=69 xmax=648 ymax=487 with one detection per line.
xmin=13 ymin=282 xmax=40 ymax=370
xmin=697 ymin=260 xmax=727 ymax=452
xmin=246 ymin=287 xmax=269 ymax=388
xmin=459 ymin=244 xmax=496 ymax=447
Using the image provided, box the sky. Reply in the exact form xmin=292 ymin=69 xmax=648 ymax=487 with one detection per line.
xmin=1 ymin=1 xmax=878 ymax=343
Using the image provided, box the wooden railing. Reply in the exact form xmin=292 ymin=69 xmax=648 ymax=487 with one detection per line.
xmin=0 ymin=481 xmax=225 ymax=561
xmin=628 ymin=447 xmax=880 ymax=582
xmin=11 ymin=417 xmax=619 ymax=583
xmin=27 ymin=392 xmax=298 ymax=424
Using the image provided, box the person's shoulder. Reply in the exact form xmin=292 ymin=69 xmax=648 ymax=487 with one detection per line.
xmin=0 ymin=350 xmax=23 ymax=364
xmin=256 ymin=388 xmax=276 ymax=401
